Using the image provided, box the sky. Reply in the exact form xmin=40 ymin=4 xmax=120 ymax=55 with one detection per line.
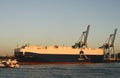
xmin=0 ymin=0 xmax=120 ymax=56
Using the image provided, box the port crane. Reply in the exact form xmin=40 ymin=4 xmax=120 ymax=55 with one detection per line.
xmin=72 ymin=25 xmax=90 ymax=49
xmin=101 ymin=28 xmax=117 ymax=60
xmin=72 ymin=25 xmax=90 ymax=61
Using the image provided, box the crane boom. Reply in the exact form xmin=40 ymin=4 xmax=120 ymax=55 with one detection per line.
xmin=84 ymin=25 xmax=90 ymax=45
xmin=111 ymin=28 xmax=117 ymax=47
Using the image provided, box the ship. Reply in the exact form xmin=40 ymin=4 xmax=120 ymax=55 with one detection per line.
xmin=14 ymin=25 xmax=118 ymax=64
xmin=0 ymin=59 xmax=19 ymax=68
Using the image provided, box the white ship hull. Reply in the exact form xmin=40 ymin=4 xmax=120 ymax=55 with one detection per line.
xmin=14 ymin=45 xmax=104 ymax=63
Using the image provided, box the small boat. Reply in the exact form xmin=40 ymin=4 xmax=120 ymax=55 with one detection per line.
xmin=0 ymin=59 xmax=19 ymax=68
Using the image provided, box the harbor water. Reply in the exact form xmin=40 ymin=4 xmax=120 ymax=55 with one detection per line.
xmin=0 ymin=63 xmax=120 ymax=78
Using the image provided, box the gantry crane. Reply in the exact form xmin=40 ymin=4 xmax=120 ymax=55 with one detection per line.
xmin=102 ymin=28 xmax=117 ymax=60
xmin=72 ymin=25 xmax=90 ymax=49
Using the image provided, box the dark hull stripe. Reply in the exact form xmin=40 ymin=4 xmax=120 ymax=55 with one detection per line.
xmin=15 ymin=52 xmax=104 ymax=63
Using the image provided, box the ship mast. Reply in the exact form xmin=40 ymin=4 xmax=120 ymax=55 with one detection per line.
xmin=102 ymin=28 xmax=117 ymax=60
xmin=72 ymin=25 xmax=90 ymax=49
